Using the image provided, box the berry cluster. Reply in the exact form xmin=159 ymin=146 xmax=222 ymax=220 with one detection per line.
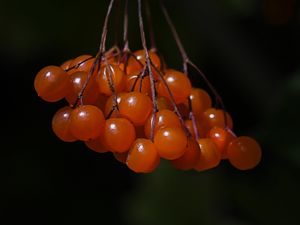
xmin=34 ymin=0 xmax=261 ymax=173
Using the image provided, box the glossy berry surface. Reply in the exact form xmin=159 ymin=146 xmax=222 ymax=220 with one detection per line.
xmin=34 ymin=65 xmax=69 ymax=102
xmin=202 ymin=108 xmax=233 ymax=130
xmin=154 ymin=127 xmax=187 ymax=160
xmin=68 ymin=55 xmax=95 ymax=74
xmin=69 ymin=105 xmax=105 ymax=141
xmin=85 ymin=137 xmax=109 ymax=153
xmin=102 ymin=118 xmax=136 ymax=153
xmin=126 ymin=138 xmax=160 ymax=173
xmin=194 ymin=138 xmax=221 ymax=171
xmin=227 ymin=136 xmax=262 ymax=170
xmin=185 ymin=88 xmax=212 ymax=115
xmin=52 ymin=106 xmax=76 ymax=142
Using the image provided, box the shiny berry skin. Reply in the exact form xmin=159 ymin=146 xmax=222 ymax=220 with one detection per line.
xmin=125 ymin=73 xmax=151 ymax=94
xmin=194 ymin=138 xmax=221 ymax=171
xmin=144 ymin=109 xmax=181 ymax=139
xmin=207 ymin=127 xmax=236 ymax=159
xmin=85 ymin=137 xmax=109 ymax=153
xmin=60 ymin=59 xmax=73 ymax=71
xmin=102 ymin=118 xmax=136 ymax=153
xmin=68 ymin=55 xmax=95 ymax=74
xmin=227 ymin=136 xmax=262 ymax=170
xmin=202 ymin=108 xmax=233 ymax=130
xmin=69 ymin=105 xmax=105 ymax=141
xmin=156 ymin=96 xmax=172 ymax=111
xmin=52 ymin=106 xmax=76 ymax=142
xmin=97 ymin=64 xmax=125 ymax=96
xmin=171 ymin=138 xmax=200 ymax=170
xmin=65 ymin=71 xmax=98 ymax=106
xmin=126 ymin=50 xmax=161 ymax=75
xmin=34 ymin=65 xmax=69 ymax=102
xmin=185 ymin=88 xmax=212 ymax=115
xmin=154 ymin=127 xmax=187 ymax=160
xmin=126 ymin=138 xmax=160 ymax=173
xmin=104 ymin=93 xmax=125 ymax=118
xmin=157 ymin=69 xmax=192 ymax=104
xmin=119 ymin=92 xmax=152 ymax=126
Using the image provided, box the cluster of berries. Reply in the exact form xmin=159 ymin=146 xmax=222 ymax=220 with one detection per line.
xmin=34 ymin=48 xmax=262 ymax=173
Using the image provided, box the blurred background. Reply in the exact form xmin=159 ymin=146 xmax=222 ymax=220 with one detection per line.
xmin=1 ymin=0 xmax=300 ymax=224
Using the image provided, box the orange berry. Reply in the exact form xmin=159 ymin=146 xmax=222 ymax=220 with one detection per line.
xmin=126 ymin=138 xmax=160 ymax=173
xmin=202 ymin=108 xmax=233 ymax=130
xmin=125 ymin=73 xmax=151 ymax=94
xmin=194 ymin=138 xmax=221 ymax=171
xmin=68 ymin=55 xmax=95 ymax=74
xmin=207 ymin=127 xmax=236 ymax=159
xmin=52 ymin=106 xmax=76 ymax=142
xmin=69 ymin=105 xmax=105 ymax=141
xmin=97 ymin=64 xmax=126 ymax=96
xmin=171 ymin=138 xmax=200 ymax=170
xmin=104 ymin=93 xmax=125 ymax=118
xmin=119 ymin=92 xmax=152 ymax=126
xmin=157 ymin=69 xmax=192 ymax=104
xmin=154 ymin=127 xmax=187 ymax=160
xmin=156 ymin=96 xmax=172 ymax=111
xmin=34 ymin=65 xmax=69 ymax=102
xmin=60 ymin=59 xmax=73 ymax=71
xmin=144 ymin=109 xmax=181 ymax=139
xmin=85 ymin=137 xmax=109 ymax=153
xmin=184 ymin=88 xmax=212 ymax=115
xmin=227 ymin=136 xmax=262 ymax=170
xmin=113 ymin=151 xmax=128 ymax=164
xmin=102 ymin=118 xmax=136 ymax=153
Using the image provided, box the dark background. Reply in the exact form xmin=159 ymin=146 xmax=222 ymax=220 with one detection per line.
xmin=1 ymin=0 xmax=300 ymax=224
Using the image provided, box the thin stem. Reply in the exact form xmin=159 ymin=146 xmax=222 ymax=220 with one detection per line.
xmin=188 ymin=96 xmax=200 ymax=140
xmin=137 ymin=0 xmax=158 ymax=141
xmin=160 ymin=0 xmax=188 ymax=74
xmin=123 ymin=0 xmax=129 ymax=51
xmin=77 ymin=0 xmax=115 ymax=105
xmin=145 ymin=0 xmax=157 ymax=51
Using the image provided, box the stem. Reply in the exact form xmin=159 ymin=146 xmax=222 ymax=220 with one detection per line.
xmin=77 ymin=0 xmax=115 ymax=105
xmin=145 ymin=0 xmax=157 ymax=51
xmin=123 ymin=0 xmax=129 ymax=51
xmin=137 ymin=0 xmax=158 ymax=141
xmin=188 ymin=96 xmax=200 ymax=140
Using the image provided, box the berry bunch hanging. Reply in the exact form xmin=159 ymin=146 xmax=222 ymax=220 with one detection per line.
xmin=34 ymin=0 xmax=262 ymax=173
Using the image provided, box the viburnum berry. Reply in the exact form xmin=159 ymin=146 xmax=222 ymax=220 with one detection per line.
xmin=154 ymin=126 xmax=188 ymax=160
xmin=227 ymin=136 xmax=262 ymax=170
xmin=34 ymin=65 xmax=69 ymax=102
xmin=202 ymin=108 xmax=233 ymax=130
xmin=101 ymin=118 xmax=136 ymax=153
xmin=52 ymin=106 xmax=76 ymax=142
xmin=69 ymin=105 xmax=105 ymax=141
xmin=113 ymin=151 xmax=128 ymax=164
xmin=125 ymin=73 xmax=151 ymax=94
xmin=85 ymin=137 xmax=109 ymax=153
xmin=68 ymin=54 xmax=95 ymax=74
xmin=126 ymin=138 xmax=160 ymax=173
xmin=60 ymin=59 xmax=73 ymax=71
xmin=184 ymin=88 xmax=212 ymax=115
xmin=104 ymin=93 xmax=125 ymax=118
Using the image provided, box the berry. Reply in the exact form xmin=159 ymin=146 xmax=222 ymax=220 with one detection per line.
xmin=207 ymin=127 xmax=236 ymax=159
xmin=60 ymin=59 xmax=73 ymax=71
xmin=68 ymin=55 xmax=95 ymax=74
xmin=69 ymin=105 xmax=105 ymax=141
xmin=52 ymin=106 xmax=76 ymax=142
xmin=97 ymin=64 xmax=126 ymax=96
xmin=227 ymin=136 xmax=262 ymax=170
xmin=119 ymin=92 xmax=152 ymax=126
xmin=126 ymin=138 xmax=160 ymax=173
xmin=104 ymin=93 xmax=125 ymax=118
xmin=154 ymin=127 xmax=187 ymax=160
xmin=34 ymin=65 xmax=69 ymax=102
xmin=202 ymin=108 xmax=233 ymax=130
xmin=113 ymin=152 xmax=128 ymax=164
xmin=144 ymin=109 xmax=181 ymax=139
xmin=156 ymin=96 xmax=172 ymax=111
xmin=184 ymin=88 xmax=212 ymax=115
xmin=194 ymin=138 xmax=221 ymax=171
xmin=171 ymin=138 xmax=200 ymax=170
xmin=157 ymin=69 xmax=192 ymax=104
xmin=125 ymin=73 xmax=151 ymax=94
xmin=102 ymin=118 xmax=136 ymax=153
xmin=85 ymin=137 xmax=109 ymax=153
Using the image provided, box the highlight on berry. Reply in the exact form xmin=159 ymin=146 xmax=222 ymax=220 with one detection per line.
xmin=33 ymin=0 xmax=262 ymax=173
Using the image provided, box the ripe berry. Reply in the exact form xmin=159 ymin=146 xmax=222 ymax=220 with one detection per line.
xmin=125 ymin=73 xmax=151 ymax=94
xmin=144 ymin=109 xmax=181 ymax=139
xmin=34 ymin=65 xmax=69 ymax=102
xmin=194 ymin=138 xmax=221 ymax=171
xmin=68 ymin=54 xmax=95 ymax=74
xmin=113 ymin=152 xmax=128 ymax=164
xmin=52 ymin=106 xmax=76 ymax=142
xmin=69 ymin=105 xmax=105 ymax=141
xmin=85 ymin=137 xmax=109 ymax=153
xmin=157 ymin=69 xmax=192 ymax=104
xmin=227 ymin=136 xmax=262 ymax=170
xmin=104 ymin=93 xmax=125 ymax=118
xmin=126 ymin=138 xmax=160 ymax=173
xmin=207 ymin=127 xmax=236 ymax=159
xmin=97 ymin=64 xmax=126 ymax=96
xmin=184 ymin=88 xmax=212 ymax=115
xmin=154 ymin=127 xmax=187 ymax=160
xmin=102 ymin=118 xmax=136 ymax=153
xmin=60 ymin=59 xmax=73 ymax=71
xmin=156 ymin=96 xmax=172 ymax=111
xmin=171 ymin=138 xmax=200 ymax=170
xmin=119 ymin=92 xmax=152 ymax=126
xmin=202 ymin=108 xmax=233 ymax=130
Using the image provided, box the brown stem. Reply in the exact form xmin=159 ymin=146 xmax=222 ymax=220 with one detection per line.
xmin=123 ymin=0 xmax=129 ymax=51
xmin=137 ymin=0 xmax=158 ymax=141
